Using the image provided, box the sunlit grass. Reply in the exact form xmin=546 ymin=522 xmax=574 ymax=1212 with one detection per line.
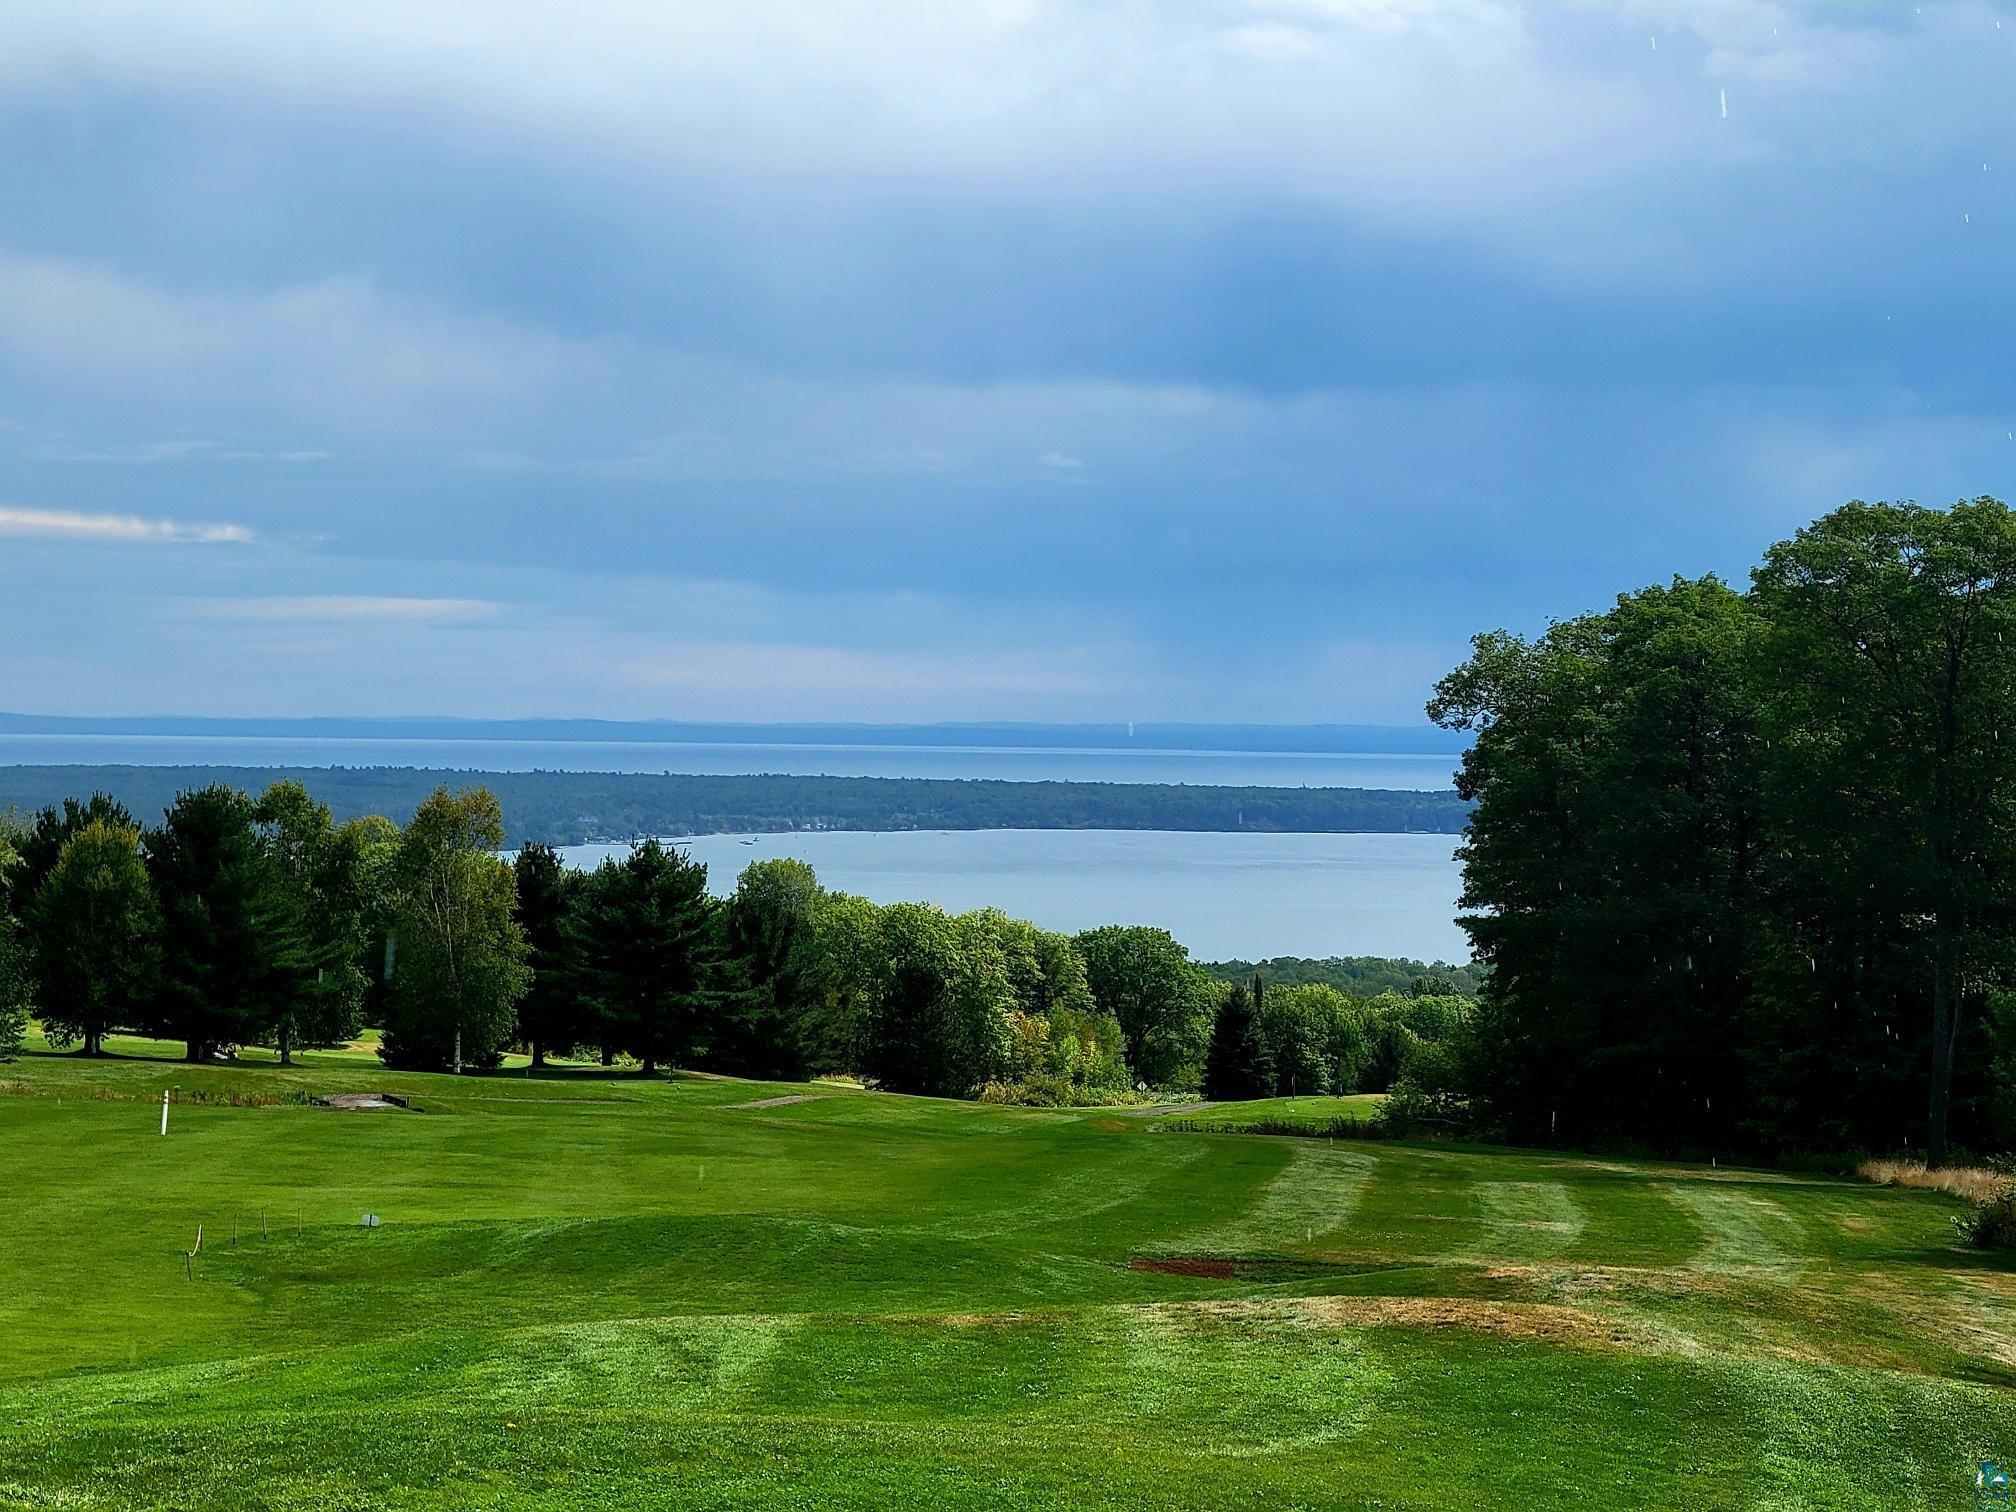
xmin=0 ymin=1045 xmax=2008 ymax=1508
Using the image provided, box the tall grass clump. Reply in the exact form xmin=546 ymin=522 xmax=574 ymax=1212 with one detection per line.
xmin=1858 ymin=1158 xmax=2008 ymax=1204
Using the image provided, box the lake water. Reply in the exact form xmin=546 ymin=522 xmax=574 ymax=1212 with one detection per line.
xmin=0 ymin=733 xmax=1458 ymax=790
xmin=557 ymin=829 xmax=1470 ymax=965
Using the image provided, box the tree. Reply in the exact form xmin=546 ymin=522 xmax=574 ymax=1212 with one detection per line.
xmin=1429 ymin=576 xmax=1763 ymax=1148
xmin=1203 ymin=981 xmax=1274 ymax=1100
xmin=0 ymin=811 xmax=25 ymax=918
xmin=1752 ymin=498 xmax=2016 ymax=1166
xmin=799 ymin=890 xmax=885 ymax=1072
xmin=859 ymin=903 xmax=1013 ymax=1096
xmin=254 ymin=782 xmax=373 ymax=1062
xmin=0 ymin=913 xmax=28 ymax=1059
xmin=380 ymin=787 xmax=530 ymax=1072
xmin=31 ymin=820 xmax=158 ymax=1056
xmin=567 ymin=840 xmax=718 ymax=1074
xmin=14 ymin=794 xmax=137 ymax=915
xmin=512 ymin=842 xmax=588 ymax=1067
xmin=1255 ymin=976 xmax=1333 ymax=1096
xmin=1074 ymin=925 xmax=1216 ymax=1089
xmin=147 ymin=785 xmax=312 ymax=1061
xmin=717 ymin=857 xmax=826 ymax=1078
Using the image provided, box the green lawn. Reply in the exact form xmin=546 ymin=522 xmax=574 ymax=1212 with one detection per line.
xmin=1164 ymin=1092 xmax=1387 ymax=1128
xmin=0 ymin=1040 xmax=2012 ymax=1508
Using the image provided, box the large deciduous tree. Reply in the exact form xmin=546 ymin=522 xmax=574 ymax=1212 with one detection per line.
xmin=859 ymin=903 xmax=1014 ymax=1097
xmin=380 ymin=787 xmax=530 ymax=1072
xmin=1752 ymin=498 xmax=2016 ymax=1166
xmin=1073 ymin=925 xmax=1216 ymax=1089
xmin=1429 ymin=576 xmax=1763 ymax=1149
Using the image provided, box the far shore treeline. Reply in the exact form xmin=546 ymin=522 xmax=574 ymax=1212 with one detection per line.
xmin=0 ymin=769 xmax=1468 ymax=848
xmin=0 ymin=782 xmax=1472 ymax=1106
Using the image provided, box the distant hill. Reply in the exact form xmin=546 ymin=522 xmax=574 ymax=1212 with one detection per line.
xmin=1202 ymin=954 xmax=1483 ymax=998
xmin=0 ymin=765 xmax=1472 ymax=847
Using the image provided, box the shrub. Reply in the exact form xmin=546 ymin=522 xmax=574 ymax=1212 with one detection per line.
xmin=1956 ymin=1187 xmax=2016 ymax=1250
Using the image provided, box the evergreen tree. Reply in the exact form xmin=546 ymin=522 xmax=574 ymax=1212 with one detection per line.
xmin=31 ymin=820 xmax=158 ymax=1056
xmin=1203 ymin=981 xmax=1275 ymax=1100
xmin=567 ymin=840 xmax=718 ymax=1074
xmin=148 ymin=785 xmax=313 ymax=1061
xmin=512 ymin=841 xmax=587 ymax=1066
xmin=253 ymin=782 xmax=373 ymax=1062
xmin=717 ymin=857 xmax=824 ymax=1078
xmin=0 ymin=913 xmax=28 ymax=1059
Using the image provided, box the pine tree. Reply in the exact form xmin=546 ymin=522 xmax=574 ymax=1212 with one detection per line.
xmin=1203 ymin=981 xmax=1275 ymax=1101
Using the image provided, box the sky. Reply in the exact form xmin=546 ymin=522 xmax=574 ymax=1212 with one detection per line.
xmin=2 ymin=0 xmax=2014 ymax=725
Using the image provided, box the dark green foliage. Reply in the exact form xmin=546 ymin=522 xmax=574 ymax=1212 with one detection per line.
xmin=0 ymin=913 xmax=27 ymax=1059
xmin=13 ymin=793 xmax=136 ymax=912
xmin=147 ymin=785 xmax=314 ymax=1061
xmin=380 ymin=788 xmax=530 ymax=1072
xmin=567 ymin=840 xmax=720 ymax=1074
xmin=0 ymin=767 xmax=1468 ymax=848
xmin=857 ymin=903 xmax=1013 ymax=1097
xmin=714 ymin=857 xmax=826 ymax=1078
xmin=1254 ymin=978 xmax=1332 ymax=1096
xmin=30 ymin=820 xmax=159 ymax=1056
xmin=1074 ymin=925 xmax=1217 ymax=1090
xmin=1956 ymin=1185 xmax=2016 ymax=1250
xmin=1433 ymin=497 xmax=2016 ymax=1161
xmin=511 ymin=842 xmax=588 ymax=1066
xmin=1202 ymin=982 xmax=1274 ymax=1100
xmin=1204 ymin=954 xmax=1484 ymax=998
xmin=252 ymin=782 xmax=375 ymax=1060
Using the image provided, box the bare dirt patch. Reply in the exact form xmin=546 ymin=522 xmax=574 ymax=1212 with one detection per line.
xmin=318 ymin=1093 xmax=408 ymax=1111
xmin=1129 ymin=1257 xmax=1239 ymax=1278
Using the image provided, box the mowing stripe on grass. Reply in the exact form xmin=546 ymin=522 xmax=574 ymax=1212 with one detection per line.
xmin=1664 ymin=1182 xmax=1808 ymax=1279
xmin=1178 ymin=1140 xmax=1378 ymax=1256
xmin=1469 ymin=1179 xmax=1585 ymax=1262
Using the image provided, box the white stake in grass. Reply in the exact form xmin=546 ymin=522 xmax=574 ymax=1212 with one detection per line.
xmin=161 ymin=1089 xmax=170 ymax=1136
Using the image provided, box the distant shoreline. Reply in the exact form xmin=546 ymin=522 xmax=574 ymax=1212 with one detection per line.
xmin=0 ymin=764 xmax=1470 ymax=848
xmin=0 ymin=712 xmax=1470 ymax=756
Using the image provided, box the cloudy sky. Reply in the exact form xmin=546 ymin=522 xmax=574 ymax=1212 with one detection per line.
xmin=2 ymin=1 xmax=2013 ymax=723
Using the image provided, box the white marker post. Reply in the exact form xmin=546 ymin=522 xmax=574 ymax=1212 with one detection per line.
xmin=161 ymin=1089 xmax=170 ymax=1136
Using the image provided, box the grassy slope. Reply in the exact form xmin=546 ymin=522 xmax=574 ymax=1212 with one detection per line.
xmin=0 ymin=1039 xmax=2012 ymax=1509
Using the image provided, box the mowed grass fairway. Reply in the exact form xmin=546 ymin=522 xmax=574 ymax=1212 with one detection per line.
xmin=1 ymin=1045 xmax=2014 ymax=1508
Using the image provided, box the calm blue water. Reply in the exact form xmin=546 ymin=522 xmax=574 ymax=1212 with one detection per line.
xmin=0 ymin=733 xmax=1458 ymax=790
xmin=557 ymin=829 xmax=1469 ymax=964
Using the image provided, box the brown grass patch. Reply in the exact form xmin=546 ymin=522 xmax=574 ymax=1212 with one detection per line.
xmin=1153 ymin=1295 xmax=1648 ymax=1350
xmin=1859 ymin=1158 xmax=2009 ymax=1203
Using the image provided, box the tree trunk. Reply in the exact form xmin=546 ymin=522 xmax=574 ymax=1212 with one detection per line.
xmin=530 ymin=1041 xmax=546 ymax=1068
xmin=1928 ymin=911 xmax=1961 ymax=1168
xmin=601 ymin=1043 xmax=615 ymax=1067
xmin=640 ymin=1055 xmax=657 ymax=1076
xmin=186 ymin=1040 xmax=204 ymax=1063
xmin=278 ymin=1023 xmax=293 ymax=1067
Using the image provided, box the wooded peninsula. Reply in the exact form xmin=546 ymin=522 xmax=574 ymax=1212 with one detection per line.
xmin=0 ymin=767 xmax=1467 ymax=846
